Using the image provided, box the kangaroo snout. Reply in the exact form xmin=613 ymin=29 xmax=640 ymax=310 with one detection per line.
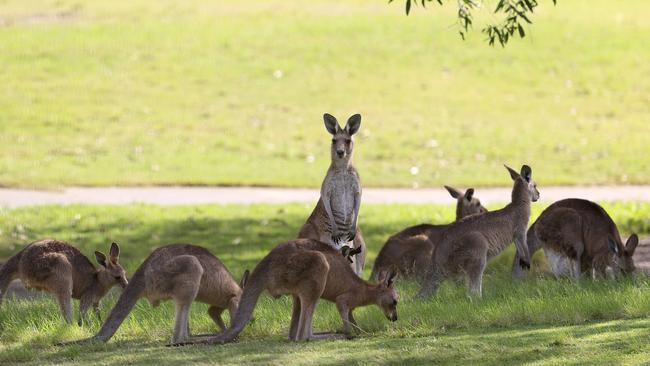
xmin=336 ymin=149 xmax=345 ymax=158
xmin=390 ymin=314 xmax=397 ymax=322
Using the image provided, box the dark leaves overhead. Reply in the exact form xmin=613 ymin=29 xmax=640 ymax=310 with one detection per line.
xmin=388 ymin=0 xmax=558 ymax=46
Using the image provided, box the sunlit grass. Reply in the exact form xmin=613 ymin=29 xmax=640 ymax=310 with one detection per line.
xmin=0 ymin=0 xmax=649 ymax=188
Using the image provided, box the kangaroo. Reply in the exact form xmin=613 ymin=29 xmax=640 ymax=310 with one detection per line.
xmin=298 ymin=113 xmax=366 ymax=275
xmin=370 ymin=186 xmax=487 ymax=281
xmin=67 ymin=244 xmax=249 ymax=345
xmin=0 ymin=239 xmax=127 ymax=325
xmin=417 ymin=165 xmax=539 ymax=298
xmin=183 ymin=239 xmax=399 ymax=345
xmin=511 ymin=198 xmax=639 ymax=279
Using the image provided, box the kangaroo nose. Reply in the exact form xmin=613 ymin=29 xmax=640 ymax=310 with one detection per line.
xmin=336 ymin=150 xmax=344 ymax=158
xmin=391 ymin=314 xmax=397 ymax=322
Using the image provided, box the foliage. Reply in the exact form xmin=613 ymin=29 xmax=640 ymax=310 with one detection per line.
xmin=391 ymin=0 xmax=558 ymax=46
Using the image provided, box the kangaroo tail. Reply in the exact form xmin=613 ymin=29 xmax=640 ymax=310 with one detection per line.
xmin=216 ymin=256 xmax=271 ymax=343
xmin=93 ymin=268 xmax=146 ymax=342
xmin=0 ymin=250 xmax=23 ymax=305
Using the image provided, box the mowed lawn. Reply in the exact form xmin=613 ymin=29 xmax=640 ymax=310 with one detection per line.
xmin=1 ymin=202 xmax=650 ymax=365
xmin=1 ymin=0 xmax=649 ymax=188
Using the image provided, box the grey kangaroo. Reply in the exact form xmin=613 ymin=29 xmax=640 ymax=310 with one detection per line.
xmin=0 ymin=239 xmax=127 ymax=325
xmin=511 ymin=198 xmax=639 ymax=279
xmin=418 ymin=165 xmax=539 ymax=298
xmin=67 ymin=244 xmax=248 ymax=345
xmin=182 ymin=239 xmax=399 ymax=345
xmin=370 ymin=186 xmax=487 ymax=281
xmin=298 ymin=113 xmax=365 ymax=275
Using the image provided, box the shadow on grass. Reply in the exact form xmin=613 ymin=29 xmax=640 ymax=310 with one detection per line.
xmin=3 ymin=318 xmax=649 ymax=366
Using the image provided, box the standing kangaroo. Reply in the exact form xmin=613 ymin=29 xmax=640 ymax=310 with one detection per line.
xmin=68 ymin=244 xmax=249 ymax=345
xmin=418 ymin=165 xmax=539 ymax=298
xmin=298 ymin=113 xmax=365 ymax=275
xmin=0 ymin=239 xmax=127 ymax=325
xmin=184 ymin=239 xmax=399 ymax=345
xmin=511 ymin=198 xmax=639 ymax=279
xmin=370 ymin=186 xmax=487 ymax=281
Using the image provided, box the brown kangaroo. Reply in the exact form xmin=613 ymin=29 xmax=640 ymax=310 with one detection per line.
xmin=67 ymin=244 xmax=248 ymax=345
xmin=183 ymin=238 xmax=399 ymax=345
xmin=370 ymin=186 xmax=487 ymax=281
xmin=0 ymin=239 xmax=127 ymax=325
xmin=298 ymin=113 xmax=366 ymax=275
xmin=511 ymin=198 xmax=639 ymax=279
xmin=418 ymin=165 xmax=539 ymax=298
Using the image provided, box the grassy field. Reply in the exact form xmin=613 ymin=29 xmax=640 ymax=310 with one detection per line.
xmin=1 ymin=202 xmax=650 ymax=365
xmin=1 ymin=0 xmax=649 ymax=188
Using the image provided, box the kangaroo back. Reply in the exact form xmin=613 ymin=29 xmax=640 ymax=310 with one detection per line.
xmin=217 ymin=257 xmax=271 ymax=343
xmin=93 ymin=268 xmax=146 ymax=342
xmin=0 ymin=249 xmax=24 ymax=304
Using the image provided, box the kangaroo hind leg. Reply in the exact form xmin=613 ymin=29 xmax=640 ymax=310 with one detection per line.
xmin=45 ymin=256 xmax=73 ymax=324
xmin=167 ymin=255 xmax=203 ymax=344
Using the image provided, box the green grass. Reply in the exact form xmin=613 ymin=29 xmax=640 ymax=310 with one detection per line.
xmin=1 ymin=202 xmax=650 ymax=364
xmin=1 ymin=0 xmax=649 ymax=188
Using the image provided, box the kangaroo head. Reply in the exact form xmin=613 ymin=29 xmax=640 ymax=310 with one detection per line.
xmin=324 ymin=113 xmax=360 ymax=164
xmin=375 ymin=270 xmax=399 ymax=322
xmin=505 ymin=164 xmax=540 ymax=203
xmin=444 ymin=185 xmax=487 ymax=220
xmin=608 ymin=234 xmax=639 ymax=276
xmin=95 ymin=242 xmax=128 ymax=291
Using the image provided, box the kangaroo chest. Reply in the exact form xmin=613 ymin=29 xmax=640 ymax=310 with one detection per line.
xmin=326 ymin=173 xmax=359 ymax=229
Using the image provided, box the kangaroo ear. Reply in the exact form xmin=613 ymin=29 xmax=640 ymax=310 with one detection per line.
xmin=520 ymin=165 xmax=532 ymax=183
xmin=240 ymin=269 xmax=250 ymax=289
xmin=464 ymin=188 xmax=475 ymax=201
xmin=109 ymin=242 xmax=120 ymax=262
xmin=504 ymin=165 xmax=519 ymax=181
xmin=95 ymin=251 xmax=107 ymax=267
xmin=323 ymin=113 xmax=340 ymax=135
xmin=608 ymin=237 xmax=620 ymax=256
xmin=386 ymin=271 xmax=397 ymax=288
xmin=345 ymin=114 xmax=361 ymax=135
xmin=444 ymin=185 xmax=462 ymax=199
xmin=625 ymin=234 xmax=639 ymax=255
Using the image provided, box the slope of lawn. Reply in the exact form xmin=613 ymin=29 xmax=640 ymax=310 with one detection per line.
xmin=0 ymin=0 xmax=649 ymax=188
xmin=0 ymin=202 xmax=650 ymax=364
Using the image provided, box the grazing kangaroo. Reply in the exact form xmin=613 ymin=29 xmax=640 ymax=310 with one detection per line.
xmin=0 ymin=239 xmax=127 ymax=325
xmin=184 ymin=239 xmax=399 ymax=345
xmin=511 ymin=198 xmax=639 ymax=279
xmin=417 ymin=165 xmax=539 ymax=298
xmin=370 ymin=186 xmax=487 ymax=281
xmin=69 ymin=244 xmax=248 ymax=345
xmin=298 ymin=113 xmax=366 ymax=275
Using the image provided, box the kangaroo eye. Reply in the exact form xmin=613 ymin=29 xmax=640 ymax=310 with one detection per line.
xmin=114 ymin=276 xmax=121 ymax=280
xmin=331 ymin=139 xmax=336 ymax=143
xmin=345 ymin=139 xmax=351 ymax=144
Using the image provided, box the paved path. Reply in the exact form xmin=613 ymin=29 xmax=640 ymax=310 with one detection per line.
xmin=1 ymin=186 xmax=649 ymax=207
